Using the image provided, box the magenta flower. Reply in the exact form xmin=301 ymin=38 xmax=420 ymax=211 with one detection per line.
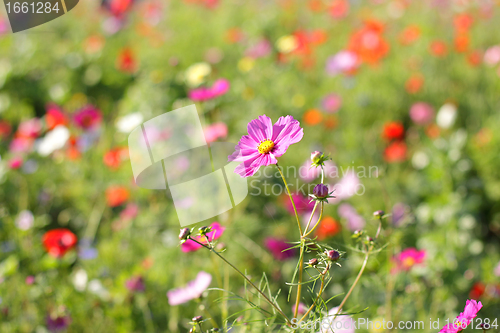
xmin=125 ymin=276 xmax=145 ymax=293
xmin=167 ymin=271 xmax=212 ymax=305
xmin=204 ymin=122 xmax=228 ymax=143
xmin=409 ymin=102 xmax=434 ymax=125
xmin=439 ymin=299 xmax=482 ymax=333
xmin=8 ymin=157 xmax=23 ymax=169
xmin=229 ymin=115 xmax=304 ymax=177
xmin=73 ymin=105 xmax=102 ymax=130
xmin=188 ymin=79 xmax=230 ymax=102
xmin=393 ymin=247 xmax=426 ymax=272
xmin=264 ymin=237 xmax=296 ymax=261
xmin=181 ymin=222 xmax=225 ymax=253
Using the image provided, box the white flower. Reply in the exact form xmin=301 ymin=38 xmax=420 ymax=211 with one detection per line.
xmin=88 ymin=279 xmax=110 ymax=300
xmin=15 ymin=210 xmax=34 ymax=230
xmin=412 ymin=151 xmax=429 ymax=170
xmin=73 ymin=269 xmax=88 ymax=292
xmin=37 ymin=125 xmax=70 ymax=156
xmin=436 ymin=103 xmax=457 ymax=129
xmin=116 ymin=112 xmax=144 ymax=133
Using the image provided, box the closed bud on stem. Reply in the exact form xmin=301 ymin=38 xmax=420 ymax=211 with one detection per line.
xmin=311 ymin=151 xmax=322 ymax=164
xmin=308 ymin=258 xmax=319 ymax=266
xmin=179 ymin=228 xmax=190 ymax=241
xmin=325 ymin=249 xmax=340 ymax=261
xmin=313 ymin=184 xmax=329 ymax=198
xmin=373 ymin=210 xmax=385 ymax=218
xmin=192 ymin=315 xmax=203 ymax=323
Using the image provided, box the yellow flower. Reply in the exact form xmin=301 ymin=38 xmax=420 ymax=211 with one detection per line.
xmin=276 ymin=35 xmax=298 ymax=53
xmin=185 ymin=62 xmax=211 ymax=87
xmin=238 ymin=57 xmax=255 ymax=72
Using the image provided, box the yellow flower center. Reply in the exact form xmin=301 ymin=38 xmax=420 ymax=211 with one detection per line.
xmin=403 ymin=257 xmax=415 ymax=268
xmin=258 ymin=140 xmax=275 ymax=154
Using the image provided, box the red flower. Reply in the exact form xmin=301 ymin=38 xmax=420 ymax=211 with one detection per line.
xmin=348 ymin=19 xmax=389 ymax=64
xmin=45 ymin=104 xmax=68 ymax=130
xmin=103 ymin=147 xmax=129 ymax=169
xmin=42 ymin=229 xmax=77 ymax=258
xmin=454 ymin=13 xmax=473 ymax=33
xmin=454 ymin=33 xmax=469 ymax=53
xmin=106 ymin=186 xmax=130 ymax=207
xmin=399 ymin=25 xmax=420 ymax=45
xmin=384 ymin=141 xmax=407 ymax=163
xmin=429 ymin=40 xmax=448 ymax=58
xmin=405 ymin=74 xmax=424 ymax=94
xmin=329 ymin=0 xmax=349 ymax=19
xmin=0 ymin=120 xmax=11 ymax=139
xmin=117 ymin=48 xmax=137 ymax=73
xmin=383 ymin=121 xmax=405 ymax=140
xmin=469 ymin=282 xmax=486 ymax=299
xmin=467 ymin=50 xmax=482 ymax=67
xmin=315 ymin=216 xmax=341 ymax=240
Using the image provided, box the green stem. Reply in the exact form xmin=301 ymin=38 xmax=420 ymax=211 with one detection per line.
xmin=189 ymin=237 xmax=291 ymax=326
xmin=303 ymin=202 xmax=324 ymax=238
xmin=276 ymin=164 xmax=303 ymax=236
xmin=297 ymin=269 xmax=327 ymax=323
xmin=293 ymin=241 xmax=305 ymax=319
xmin=303 ymin=201 xmax=318 ymax=236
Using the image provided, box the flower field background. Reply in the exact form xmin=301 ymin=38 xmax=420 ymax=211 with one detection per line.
xmin=0 ymin=0 xmax=500 ymax=332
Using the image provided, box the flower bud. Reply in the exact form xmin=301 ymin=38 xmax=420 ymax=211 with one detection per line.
xmin=313 ymin=184 xmax=329 ymax=199
xmin=373 ymin=210 xmax=385 ymax=218
xmin=325 ymin=249 xmax=340 ymax=261
xmin=311 ymin=151 xmax=322 ymax=163
xmin=179 ymin=228 xmax=190 ymax=241
xmin=192 ymin=315 xmax=203 ymax=323
xmin=308 ymin=258 xmax=319 ymax=266
xmin=199 ymin=226 xmax=210 ymax=235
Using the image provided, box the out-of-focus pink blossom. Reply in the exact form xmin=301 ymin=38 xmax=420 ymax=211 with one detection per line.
xmin=74 ymin=105 xmax=102 ymax=130
xmin=9 ymin=138 xmax=32 ymax=153
xmin=484 ymin=45 xmax=500 ymax=66
xmin=8 ymin=157 xmax=23 ymax=169
xmin=188 ymin=79 xmax=230 ymax=102
xmin=181 ymin=222 xmax=225 ymax=252
xmin=409 ymin=102 xmax=434 ymax=125
xmin=330 ymin=171 xmax=360 ymax=202
xmin=326 ymin=50 xmax=358 ymax=75
xmin=264 ymin=237 xmax=296 ymax=261
xmin=204 ymin=122 xmax=227 ymax=143
xmin=167 ymin=271 xmax=212 ymax=305
xmin=338 ymin=203 xmax=365 ymax=231
xmin=321 ymin=94 xmax=342 ymax=113
xmin=245 ymin=39 xmax=272 ymax=58
xmin=393 ymin=247 xmax=426 ymax=272
xmin=494 ymin=261 xmax=500 ymax=277
xmin=125 ymin=276 xmax=145 ymax=293
xmin=17 ymin=118 xmax=42 ymax=139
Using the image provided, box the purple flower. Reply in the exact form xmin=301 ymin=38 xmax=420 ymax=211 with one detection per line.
xmin=229 ymin=115 xmax=304 ymax=177
xmin=264 ymin=237 xmax=296 ymax=261
xmin=326 ymin=50 xmax=358 ymax=76
xmin=46 ymin=314 xmax=71 ymax=332
xmin=167 ymin=271 xmax=212 ymax=305
xmin=409 ymin=102 xmax=434 ymax=125
xmin=125 ymin=276 xmax=145 ymax=293
xmin=73 ymin=105 xmax=102 ymax=130
xmin=338 ymin=204 xmax=365 ymax=231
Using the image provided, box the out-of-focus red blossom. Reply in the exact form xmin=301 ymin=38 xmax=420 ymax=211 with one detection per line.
xmin=66 ymin=136 xmax=82 ymax=160
xmin=454 ymin=33 xmax=469 ymax=53
xmin=225 ymin=27 xmax=245 ymax=44
xmin=405 ymin=74 xmax=424 ymax=94
xmin=308 ymin=0 xmax=324 ymax=12
xmin=315 ymin=216 xmax=341 ymax=240
xmin=42 ymin=228 xmax=77 ymax=258
xmin=103 ymin=147 xmax=129 ymax=169
xmin=8 ymin=157 xmax=23 ymax=169
xmin=348 ymin=19 xmax=389 ymax=65
xmin=106 ymin=186 xmax=130 ymax=207
xmin=426 ymin=124 xmax=440 ymax=139
xmin=108 ymin=0 xmax=134 ymax=17
xmin=399 ymin=25 xmax=420 ymax=45
xmin=0 ymin=120 xmax=11 ymax=139
xmin=469 ymin=282 xmax=486 ymax=299
xmin=429 ymin=40 xmax=448 ymax=57
xmin=45 ymin=104 xmax=68 ymax=130
xmin=117 ymin=48 xmax=138 ymax=73
xmin=467 ymin=51 xmax=482 ymax=67
xmin=384 ymin=141 xmax=407 ymax=163
xmin=454 ymin=13 xmax=473 ymax=33
xmin=16 ymin=118 xmax=42 ymax=139
xmin=383 ymin=122 xmax=405 ymax=140
xmin=183 ymin=0 xmax=218 ymax=9
xmin=329 ymin=0 xmax=349 ymax=19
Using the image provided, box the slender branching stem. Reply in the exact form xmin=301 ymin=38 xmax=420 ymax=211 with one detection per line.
xmin=303 ymin=201 xmax=318 ymax=236
xmin=293 ymin=240 xmax=305 ymax=319
xmin=188 ymin=237 xmax=291 ymax=326
xmin=297 ymin=268 xmax=327 ymax=323
xmin=276 ymin=164 xmax=303 ymax=236
xmin=303 ymin=202 xmax=324 ymax=238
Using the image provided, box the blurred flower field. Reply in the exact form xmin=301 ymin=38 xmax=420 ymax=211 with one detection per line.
xmin=0 ymin=0 xmax=500 ymax=332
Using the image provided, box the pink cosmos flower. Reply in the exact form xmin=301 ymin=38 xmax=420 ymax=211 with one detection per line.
xmin=329 ymin=171 xmax=360 ymax=202
xmin=393 ymin=248 xmax=426 ymax=272
xmin=245 ymin=39 xmax=272 ymax=58
xmin=338 ymin=203 xmax=365 ymax=231
xmin=321 ymin=94 xmax=342 ymax=113
xmin=410 ymin=102 xmax=434 ymax=125
xmin=74 ymin=105 xmax=102 ymax=130
xmin=326 ymin=50 xmax=359 ymax=75
xmin=264 ymin=237 xmax=296 ymax=261
xmin=167 ymin=271 xmax=212 ymax=306
xmin=188 ymin=79 xmax=230 ymax=102
xmin=439 ymin=299 xmax=482 ymax=333
xmin=204 ymin=122 xmax=228 ymax=143
xmin=181 ymin=222 xmax=225 ymax=253
xmin=484 ymin=45 xmax=500 ymax=66
xmin=229 ymin=115 xmax=304 ymax=177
